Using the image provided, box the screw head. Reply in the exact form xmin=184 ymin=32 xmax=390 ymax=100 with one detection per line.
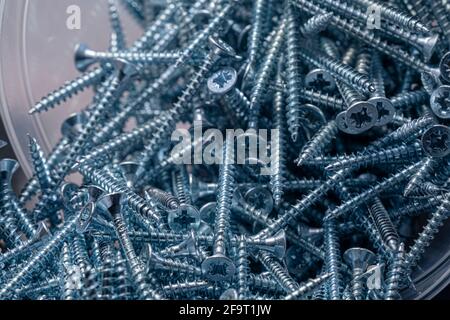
xmin=220 ymin=288 xmax=238 ymax=300
xmin=201 ymin=254 xmax=236 ymax=282
xmin=345 ymin=102 xmax=378 ymax=133
xmin=168 ymin=204 xmax=201 ymax=232
xmin=368 ymin=97 xmax=395 ymax=126
xmin=343 ymin=247 xmax=377 ymax=271
xmin=299 ymin=104 xmax=327 ymax=133
xmin=336 ymin=111 xmax=355 ymax=134
xmin=208 ymin=37 xmax=239 ymax=59
xmin=419 ymin=33 xmax=439 ymax=62
xmin=439 ymin=52 xmax=450 ymax=83
xmin=74 ymin=43 xmax=96 ymax=72
xmin=244 ymin=187 xmax=274 ymax=214
xmin=0 ymin=158 xmax=19 ymax=182
xmin=421 ymin=125 xmax=450 ymax=157
xmin=199 ymin=202 xmax=216 ymax=224
xmin=207 ymin=67 xmax=238 ymax=94
xmin=118 ymin=161 xmax=141 ymax=189
xmin=430 ymin=85 xmax=450 ymax=119
xmin=305 ymin=69 xmax=336 ymax=91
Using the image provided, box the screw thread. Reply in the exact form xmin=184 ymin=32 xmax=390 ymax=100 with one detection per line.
xmin=213 ymin=137 xmax=236 ymax=255
xmin=258 ymin=170 xmax=347 ymax=239
xmin=270 ymin=72 xmax=287 ymax=207
xmin=405 ymin=194 xmax=450 ymax=268
xmin=324 ymin=218 xmax=343 ymax=300
xmin=146 ymin=187 xmax=179 ymax=210
xmin=385 ymin=243 xmax=406 ymax=300
xmin=30 ymin=68 xmax=106 ymax=114
xmin=237 ymin=237 xmax=250 ymax=299
xmin=28 ymin=136 xmax=54 ymax=190
xmin=284 ymin=273 xmax=331 ymax=300
xmin=296 ymin=120 xmax=339 ymax=166
xmin=107 ymin=0 xmax=126 ymax=51
xmin=286 ymin=3 xmax=305 ymax=141
xmin=300 ymin=13 xmax=333 ymax=38
xmin=78 ymin=166 xmax=161 ymax=223
xmin=0 ymin=213 xmax=78 ymax=298
xmin=369 ymin=197 xmax=400 ymax=251
xmin=327 ymin=161 xmax=423 ymax=220
xmin=250 ymin=17 xmax=287 ymax=128
xmin=326 ymin=141 xmax=424 ymax=171
xmin=258 ymin=251 xmax=300 ymax=293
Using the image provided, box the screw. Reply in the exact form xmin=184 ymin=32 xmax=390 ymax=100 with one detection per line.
xmin=421 ymin=124 xmax=450 ymax=157
xmin=95 ymin=193 xmax=162 ymax=300
xmin=283 ymin=273 xmax=332 ymax=300
xmin=201 ymin=136 xmax=236 ymax=282
xmin=343 ymin=247 xmax=376 ymax=300
xmin=324 ymin=218 xmax=343 ymax=300
xmin=430 ymin=85 xmax=450 ymax=119
xmin=368 ymin=197 xmax=400 ymax=251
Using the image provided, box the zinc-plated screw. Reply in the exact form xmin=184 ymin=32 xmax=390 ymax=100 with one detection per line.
xmin=296 ymin=120 xmax=339 ymax=166
xmin=207 ymin=67 xmax=250 ymax=127
xmin=270 ymin=66 xmax=287 ymax=208
xmin=325 ymin=141 xmax=424 ymax=172
xmin=325 ymin=161 xmax=424 ymax=220
xmin=285 ymin=3 xmax=305 ymax=142
xmin=353 ymin=0 xmax=430 ymax=34
xmin=202 ymin=136 xmax=236 ymax=282
xmin=384 ymin=243 xmax=406 ymax=300
xmin=257 ymin=251 xmax=300 ymax=294
xmin=95 ymin=193 xmax=162 ymax=300
xmin=249 ymin=16 xmax=287 ymax=129
xmin=323 ymin=217 xmax=343 ymax=300
xmin=27 ymin=135 xmax=54 ymax=190
xmin=343 ymin=247 xmax=376 ymax=300
xmin=405 ymin=192 xmax=450 ymax=269
xmin=236 ymin=236 xmax=250 ymax=300
xmin=368 ymin=197 xmax=400 ymax=251
xmin=0 ymin=210 xmax=79 ymax=298
xmin=283 ymin=273 xmax=332 ymax=300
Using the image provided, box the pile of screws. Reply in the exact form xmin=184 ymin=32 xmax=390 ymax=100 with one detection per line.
xmin=2 ymin=0 xmax=450 ymax=300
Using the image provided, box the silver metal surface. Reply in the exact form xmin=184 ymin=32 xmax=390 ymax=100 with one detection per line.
xmin=0 ymin=0 xmax=140 ymax=177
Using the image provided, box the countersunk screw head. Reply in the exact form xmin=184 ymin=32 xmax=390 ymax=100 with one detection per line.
xmin=345 ymin=102 xmax=378 ymax=133
xmin=430 ymin=85 xmax=450 ymax=119
xmin=368 ymin=97 xmax=395 ymax=126
xmin=439 ymin=52 xmax=450 ymax=83
xmin=168 ymin=204 xmax=201 ymax=232
xmin=299 ymin=104 xmax=327 ymax=133
xmin=0 ymin=158 xmax=19 ymax=182
xmin=305 ymin=69 xmax=336 ymax=91
xmin=208 ymin=36 xmax=239 ymax=60
xmin=243 ymin=186 xmax=274 ymax=215
xmin=336 ymin=111 xmax=355 ymax=134
xmin=343 ymin=247 xmax=376 ymax=271
xmin=117 ymin=161 xmax=141 ymax=189
xmin=207 ymin=67 xmax=238 ymax=94
xmin=74 ymin=43 xmax=97 ymax=73
xmin=201 ymin=254 xmax=236 ymax=282
xmin=421 ymin=125 xmax=450 ymax=157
